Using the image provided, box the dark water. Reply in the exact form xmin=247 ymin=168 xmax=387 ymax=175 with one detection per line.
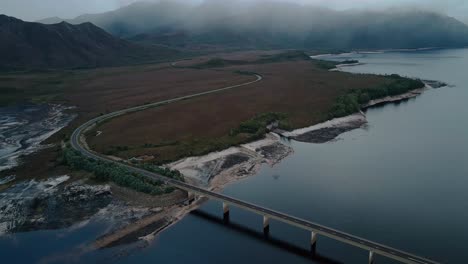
xmin=1 ymin=49 xmax=467 ymax=263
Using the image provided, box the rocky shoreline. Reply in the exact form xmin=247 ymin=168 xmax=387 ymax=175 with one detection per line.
xmin=168 ymin=133 xmax=293 ymax=190
xmin=277 ymin=112 xmax=367 ymax=143
xmin=274 ymin=80 xmax=443 ymax=144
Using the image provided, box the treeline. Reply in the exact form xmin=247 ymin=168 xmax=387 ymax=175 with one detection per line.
xmin=313 ymin=59 xmax=339 ymax=70
xmin=329 ymin=75 xmax=425 ymax=118
xmin=255 ymin=51 xmax=312 ymax=64
xmin=191 ymin=51 xmax=312 ymax=69
xmin=312 ymin=59 xmax=359 ymax=70
xmin=230 ymin=112 xmax=290 ymax=139
xmin=191 ymin=58 xmax=245 ymax=69
xmin=62 ymin=148 xmax=184 ymax=195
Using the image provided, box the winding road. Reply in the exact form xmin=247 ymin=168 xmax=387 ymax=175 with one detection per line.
xmin=70 ymin=72 xmax=439 ymax=264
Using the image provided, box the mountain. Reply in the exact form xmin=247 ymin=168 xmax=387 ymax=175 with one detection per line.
xmin=41 ymin=1 xmax=468 ymax=50
xmin=38 ymin=2 xmax=191 ymax=38
xmin=0 ymin=14 xmax=178 ymax=70
xmin=305 ymin=10 xmax=468 ymax=49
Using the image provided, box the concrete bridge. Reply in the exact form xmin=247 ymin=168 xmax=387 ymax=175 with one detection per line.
xmin=70 ymin=73 xmax=439 ymax=264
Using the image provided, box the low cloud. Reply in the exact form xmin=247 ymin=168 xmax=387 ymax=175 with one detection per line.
xmin=1 ymin=0 xmax=467 ymax=23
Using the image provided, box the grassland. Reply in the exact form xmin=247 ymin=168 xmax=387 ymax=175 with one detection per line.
xmin=0 ymin=58 xmax=254 ymax=181
xmin=85 ymin=52 xmax=416 ymax=164
xmin=1 ymin=50 xmax=423 ymax=182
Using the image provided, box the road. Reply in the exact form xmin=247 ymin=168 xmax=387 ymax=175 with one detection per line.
xmin=70 ymin=72 xmax=439 ymax=264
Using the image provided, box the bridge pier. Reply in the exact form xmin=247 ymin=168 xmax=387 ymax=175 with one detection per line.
xmin=263 ymin=215 xmax=270 ymax=235
xmin=223 ymin=202 xmax=230 ymax=222
xmin=185 ymin=191 xmax=196 ymax=205
xmin=310 ymin=231 xmax=318 ymax=255
xmin=369 ymin=251 xmax=375 ymax=264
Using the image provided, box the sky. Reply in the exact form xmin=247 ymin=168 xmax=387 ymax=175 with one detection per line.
xmin=1 ymin=0 xmax=467 ymax=22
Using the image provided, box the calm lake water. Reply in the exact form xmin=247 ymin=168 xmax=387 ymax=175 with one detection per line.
xmin=1 ymin=49 xmax=467 ymax=263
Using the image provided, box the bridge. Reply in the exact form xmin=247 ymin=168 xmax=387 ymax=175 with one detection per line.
xmin=70 ymin=73 xmax=439 ymax=264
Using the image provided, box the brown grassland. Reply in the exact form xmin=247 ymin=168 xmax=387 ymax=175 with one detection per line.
xmin=0 ymin=50 xmax=403 ymax=180
xmin=85 ymin=54 xmax=390 ymax=164
xmin=0 ymin=55 xmax=256 ymax=180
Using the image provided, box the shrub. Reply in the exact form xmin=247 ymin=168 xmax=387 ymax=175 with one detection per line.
xmin=62 ymin=148 xmax=184 ymax=195
xmin=328 ymin=75 xmax=424 ymax=118
xmin=231 ymin=112 xmax=287 ymax=136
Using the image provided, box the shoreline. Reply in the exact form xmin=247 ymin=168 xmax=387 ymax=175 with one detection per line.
xmin=310 ymin=47 xmax=441 ymax=59
xmin=110 ymin=80 xmax=442 ymax=247
xmin=1 ymin=55 xmax=446 ymax=250
xmin=277 ymin=80 xmax=440 ymax=144
xmin=91 ymin=134 xmax=294 ymax=248
xmin=50 ymin=55 xmax=447 ymax=250
xmin=0 ymin=80 xmax=445 ymax=253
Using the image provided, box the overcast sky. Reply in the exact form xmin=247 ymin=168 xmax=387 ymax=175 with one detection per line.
xmin=1 ymin=0 xmax=468 ymax=22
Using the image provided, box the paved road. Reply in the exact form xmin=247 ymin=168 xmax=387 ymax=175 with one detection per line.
xmin=70 ymin=73 xmax=439 ymax=264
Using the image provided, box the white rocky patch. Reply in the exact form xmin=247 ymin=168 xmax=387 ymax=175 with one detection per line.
xmin=281 ymin=112 xmax=367 ymax=138
xmin=168 ymin=134 xmax=293 ymax=186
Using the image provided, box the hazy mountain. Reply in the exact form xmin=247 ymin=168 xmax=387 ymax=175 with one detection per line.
xmin=40 ymin=1 xmax=468 ymax=50
xmin=39 ymin=2 xmax=191 ymax=38
xmin=0 ymin=14 xmax=178 ymax=70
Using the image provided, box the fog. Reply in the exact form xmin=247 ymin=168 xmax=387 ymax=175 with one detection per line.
xmin=1 ymin=0 xmax=467 ymax=23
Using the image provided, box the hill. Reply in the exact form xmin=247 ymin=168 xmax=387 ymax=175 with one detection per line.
xmin=40 ymin=1 xmax=468 ymax=51
xmin=0 ymin=14 xmax=178 ymax=70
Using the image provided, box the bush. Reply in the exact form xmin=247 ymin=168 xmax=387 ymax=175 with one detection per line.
xmin=231 ymin=112 xmax=287 ymax=136
xmin=62 ymin=148 xmax=184 ymax=195
xmin=313 ymin=59 xmax=339 ymax=70
xmin=328 ymin=75 xmax=424 ymax=119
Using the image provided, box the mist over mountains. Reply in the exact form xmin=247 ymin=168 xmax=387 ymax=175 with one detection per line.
xmin=38 ymin=1 xmax=468 ymax=50
xmin=3 ymin=1 xmax=468 ymax=70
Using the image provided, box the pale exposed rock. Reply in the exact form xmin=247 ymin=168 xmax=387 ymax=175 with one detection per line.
xmin=168 ymin=133 xmax=293 ymax=187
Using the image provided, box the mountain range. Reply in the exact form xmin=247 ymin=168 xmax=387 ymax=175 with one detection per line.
xmin=0 ymin=14 xmax=177 ymax=70
xmin=38 ymin=1 xmax=468 ymax=50
xmin=3 ymin=1 xmax=468 ymax=70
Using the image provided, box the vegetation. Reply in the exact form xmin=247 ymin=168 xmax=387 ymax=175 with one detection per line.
xmin=62 ymin=147 xmax=184 ymax=195
xmin=234 ymin=70 xmax=258 ymax=76
xmin=0 ymin=72 xmax=72 ymax=106
xmin=191 ymin=51 xmax=312 ymax=69
xmin=97 ymin=112 xmax=290 ymax=164
xmin=313 ymin=59 xmax=339 ymax=70
xmin=255 ymin=51 xmax=312 ymax=64
xmin=103 ymin=145 xmax=130 ymax=155
xmin=191 ymin=58 xmax=245 ymax=69
xmin=309 ymin=59 xmax=358 ymax=71
xmin=81 ymin=52 xmax=424 ymax=168
xmin=329 ymin=74 xmax=425 ymax=118
xmin=230 ymin=112 xmax=289 ymax=137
